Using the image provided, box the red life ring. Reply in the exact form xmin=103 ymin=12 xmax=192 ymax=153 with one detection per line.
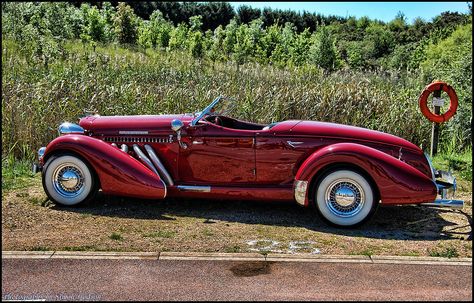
xmin=418 ymin=81 xmax=458 ymax=123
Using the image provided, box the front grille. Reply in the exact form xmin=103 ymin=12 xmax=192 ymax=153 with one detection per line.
xmin=104 ymin=136 xmax=173 ymax=143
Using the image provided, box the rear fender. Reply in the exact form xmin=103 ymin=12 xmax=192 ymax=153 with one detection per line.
xmin=295 ymin=143 xmax=437 ymax=206
xmin=43 ymin=135 xmax=166 ymax=199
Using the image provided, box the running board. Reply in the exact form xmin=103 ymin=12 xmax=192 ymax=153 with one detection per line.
xmin=420 ymin=199 xmax=464 ymax=209
xmin=177 ymin=185 xmax=211 ymax=193
xmin=170 ymin=185 xmax=294 ymax=201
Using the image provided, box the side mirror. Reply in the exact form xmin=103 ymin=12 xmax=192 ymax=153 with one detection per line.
xmin=171 ymin=119 xmax=187 ymax=149
xmin=171 ymin=119 xmax=184 ymax=132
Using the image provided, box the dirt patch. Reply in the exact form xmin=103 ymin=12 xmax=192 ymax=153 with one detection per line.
xmin=230 ymin=261 xmax=273 ymax=277
xmin=2 ymin=176 xmax=472 ymax=257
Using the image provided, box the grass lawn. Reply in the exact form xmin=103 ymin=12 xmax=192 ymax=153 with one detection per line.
xmin=2 ymin=158 xmax=471 ymax=257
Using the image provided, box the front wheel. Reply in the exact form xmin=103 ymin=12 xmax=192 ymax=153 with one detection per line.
xmin=314 ymin=169 xmax=378 ymax=228
xmin=42 ymin=154 xmax=98 ymax=206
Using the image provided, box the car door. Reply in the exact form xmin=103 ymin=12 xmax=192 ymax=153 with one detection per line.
xmin=177 ymin=123 xmax=256 ymax=185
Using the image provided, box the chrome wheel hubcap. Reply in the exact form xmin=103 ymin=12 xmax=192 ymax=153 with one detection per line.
xmin=52 ymin=163 xmax=85 ymax=198
xmin=325 ymin=179 xmax=365 ymax=217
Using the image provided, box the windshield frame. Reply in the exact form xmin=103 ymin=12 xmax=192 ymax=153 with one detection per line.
xmin=190 ymin=95 xmax=223 ymax=126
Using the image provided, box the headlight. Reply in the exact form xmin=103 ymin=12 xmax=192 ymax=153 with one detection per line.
xmin=38 ymin=147 xmax=46 ymax=160
xmin=58 ymin=122 xmax=84 ymax=135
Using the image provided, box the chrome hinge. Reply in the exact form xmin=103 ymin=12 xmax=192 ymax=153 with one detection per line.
xmin=287 ymin=141 xmax=303 ymax=148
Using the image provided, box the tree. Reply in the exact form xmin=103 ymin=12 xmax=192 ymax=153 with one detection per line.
xmin=208 ymin=25 xmax=225 ymax=62
xmin=364 ymin=23 xmax=394 ymax=58
xmin=308 ymin=26 xmax=338 ymax=70
xmin=189 ymin=15 xmax=204 ymax=58
xmin=289 ymin=28 xmax=311 ymax=66
xmin=222 ymin=18 xmax=238 ymax=59
xmin=168 ymin=22 xmax=189 ymax=51
xmin=113 ymin=2 xmax=139 ymax=44
xmin=237 ymin=5 xmax=261 ymax=24
xmin=200 ymin=2 xmax=235 ymax=31
xmin=232 ymin=23 xmax=252 ymax=65
xmin=189 ymin=31 xmax=204 ymax=58
xmin=81 ymin=4 xmax=107 ymax=43
xmin=189 ymin=15 xmax=203 ymax=32
xmin=101 ymin=2 xmax=116 ymax=42
xmin=270 ymin=22 xmax=295 ymax=66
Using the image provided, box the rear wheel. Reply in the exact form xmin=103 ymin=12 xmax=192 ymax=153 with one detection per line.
xmin=42 ymin=154 xmax=98 ymax=206
xmin=314 ymin=169 xmax=378 ymax=227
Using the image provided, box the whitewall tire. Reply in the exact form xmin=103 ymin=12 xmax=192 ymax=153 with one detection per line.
xmin=315 ymin=169 xmax=377 ymax=227
xmin=42 ymin=154 xmax=97 ymax=206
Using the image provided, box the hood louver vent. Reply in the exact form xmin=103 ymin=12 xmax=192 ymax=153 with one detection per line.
xmin=104 ymin=136 xmax=173 ymax=143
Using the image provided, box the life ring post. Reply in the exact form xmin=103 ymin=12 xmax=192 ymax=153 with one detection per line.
xmin=430 ymin=88 xmax=442 ymax=157
xmin=418 ymin=80 xmax=458 ymax=157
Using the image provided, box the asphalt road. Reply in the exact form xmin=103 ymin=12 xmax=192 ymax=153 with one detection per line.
xmin=2 ymin=258 xmax=472 ymax=301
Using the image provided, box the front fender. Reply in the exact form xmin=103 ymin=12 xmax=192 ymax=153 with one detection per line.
xmin=43 ymin=135 xmax=166 ymax=199
xmin=295 ymin=143 xmax=437 ymax=206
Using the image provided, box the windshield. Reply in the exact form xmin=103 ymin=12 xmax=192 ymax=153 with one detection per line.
xmin=191 ymin=96 xmax=236 ymax=126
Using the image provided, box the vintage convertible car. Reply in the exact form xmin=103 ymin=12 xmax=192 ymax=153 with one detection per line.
xmin=33 ymin=96 xmax=463 ymax=227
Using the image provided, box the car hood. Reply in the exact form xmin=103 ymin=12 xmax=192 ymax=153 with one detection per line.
xmin=286 ymin=120 xmax=420 ymax=151
xmin=79 ymin=114 xmax=194 ymax=134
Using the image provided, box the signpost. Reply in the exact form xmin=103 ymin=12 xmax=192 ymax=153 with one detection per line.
xmin=430 ymin=89 xmax=442 ymax=157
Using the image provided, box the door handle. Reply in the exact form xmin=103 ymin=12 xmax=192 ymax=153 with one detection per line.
xmin=192 ymin=139 xmax=204 ymax=145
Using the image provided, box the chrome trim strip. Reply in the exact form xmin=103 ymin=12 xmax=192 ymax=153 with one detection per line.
xmin=58 ymin=122 xmax=84 ymax=135
xmin=420 ymin=199 xmax=464 ymax=209
xmin=424 ymin=152 xmax=436 ymax=181
xmin=119 ymin=130 xmax=149 ymax=135
xmin=177 ymin=185 xmax=211 ymax=193
xmin=287 ymin=141 xmax=303 ymax=148
xmin=144 ymin=144 xmax=174 ymax=186
xmin=161 ymin=179 xmax=167 ymax=198
xmin=132 ymin=144 xmax=159 ymax=176
xmin=294 ymin=180 xmax=308 ymax=206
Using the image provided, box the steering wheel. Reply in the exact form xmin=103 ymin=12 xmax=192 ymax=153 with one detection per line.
xmin=214 ymin=116 xmax=222 ymax=126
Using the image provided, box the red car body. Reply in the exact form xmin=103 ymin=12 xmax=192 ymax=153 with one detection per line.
xmin=36 ymin=97 xmax=461 ymax=227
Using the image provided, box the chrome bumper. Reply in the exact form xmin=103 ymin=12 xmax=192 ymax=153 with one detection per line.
xmin=32 ymin=162 xmax=42 ymax=174
xmin=420 ymin=170 xmax=464 ymax=209
xmin=32 ymin=146 xmax=46 ymax=174
xmin=294 ymin=180 xmax=308 ymax=206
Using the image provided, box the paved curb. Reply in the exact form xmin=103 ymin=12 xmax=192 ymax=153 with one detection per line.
xmin=2 ymin=251 xmax=472 ymax=265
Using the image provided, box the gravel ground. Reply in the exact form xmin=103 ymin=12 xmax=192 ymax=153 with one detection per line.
xmin=2 ymin=176 xmax=472 ymax=257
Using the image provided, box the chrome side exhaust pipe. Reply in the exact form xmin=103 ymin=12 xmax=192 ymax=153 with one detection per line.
xmin=132 ymin=144 xmax=159 ymax=176
xmin=144 ymin=145 xmax=174 ymax=186
xmin=420 ymin=199 xmax=464 ymax=209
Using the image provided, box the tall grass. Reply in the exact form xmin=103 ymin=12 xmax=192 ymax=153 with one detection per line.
xmin=2 ymin=39 xmax=441 ymax=161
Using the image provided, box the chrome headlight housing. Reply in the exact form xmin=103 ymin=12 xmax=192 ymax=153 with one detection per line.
xmin=38 ymin=147 xmax=46 ymax=160
xmin=58 ymin=122 xmax=84 ymax=135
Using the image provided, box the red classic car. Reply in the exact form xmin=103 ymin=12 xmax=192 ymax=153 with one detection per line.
xmin=33 ymin=96 xmax=463 ymax=227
